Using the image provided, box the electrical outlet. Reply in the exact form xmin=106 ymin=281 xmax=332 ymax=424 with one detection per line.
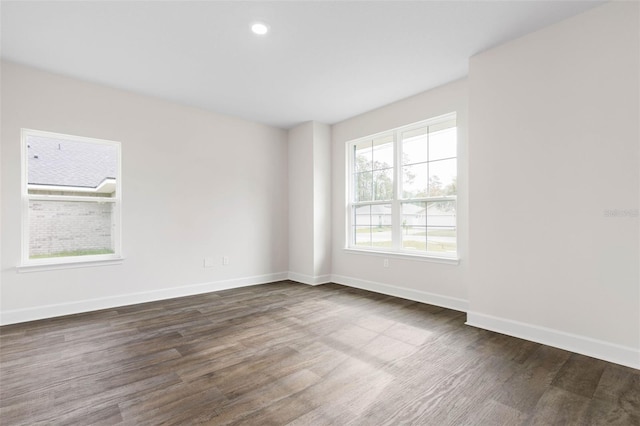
xmin=222 ymin=256 xmax=229 ymax=266
xmin=383 ymin=259 xmax=389 ymax=268
xmin=204 ymin=257 xmax=215 ymax=268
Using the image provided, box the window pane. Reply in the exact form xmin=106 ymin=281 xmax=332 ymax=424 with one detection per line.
xmin=371 ymin=204 xmax=392 ymax=226
xmin=402 ymin=227 xmax=426 ymax=251
xmin=355 ymin=171 xmax=373 ymax=202
xmin=354 ymin=140 xmax=372 ymax=172
xmin=427 ymin=227 xmax=457 ymax=255
xmin=402 ymin=163 xmax=428 ymax=199
xmin=402 ymin=201 xmax=426 ymax=226
xmin=402 ymin=127 xmax=427 ymax=165
xmin=354 ymin=205 xmax=371 ymax=247
xmin=428 ymin=126 xmax=456 ymax=161
xmin=354 ymin=205 xmax=371 ymax=226
xmin=425 ymin=202 xmax=456 ymax=255
xmin=373 ymin=168 xmax=393 ymax=201
xmin=427 ymin=201 xmax=456 ymax=227
xmin=402 ymin=202 xmax=426 ymax=251
xmin=353 ymin=206 xmax=371 ymax=247
xmin=372 ymin=135 xmax=394 ymax=170
xmin=29 ymin=199 xmax=115 ymax=259
xmin=372 ymin=226 xmax=393 ymax=248
xmin=354 ymin=226 xmax=371 ymax=247
xmin=371 ymin=204 xmax=392 ymax=248
xmin=27 ymin=135 xmax=117 ymax=197
xmin=428 ymin=159 xmax=456 ymax=196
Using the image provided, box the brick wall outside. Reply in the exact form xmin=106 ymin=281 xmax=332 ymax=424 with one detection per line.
xmin=29 ymin=200 xmax=114 ymax=257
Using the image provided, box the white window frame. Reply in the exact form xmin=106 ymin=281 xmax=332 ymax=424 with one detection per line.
xmin=19 ymin=129 xmax=123 ymax=271
xmin=345 ymin=113 xmax=458 ymax=261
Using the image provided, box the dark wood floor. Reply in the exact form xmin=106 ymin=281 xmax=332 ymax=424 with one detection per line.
xmin=1 ymin=281 xmax=638 ymax=425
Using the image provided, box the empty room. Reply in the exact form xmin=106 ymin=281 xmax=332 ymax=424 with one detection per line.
xmin=1 ymin=1 xmax=638 ymax=424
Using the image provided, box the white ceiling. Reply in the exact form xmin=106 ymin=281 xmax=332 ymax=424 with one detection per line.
xmin=1 ymin=1 xmax=603 ymax=129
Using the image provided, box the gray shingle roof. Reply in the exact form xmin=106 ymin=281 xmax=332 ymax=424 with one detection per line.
xmin=27 ymin=135 xmax=117 ymax=188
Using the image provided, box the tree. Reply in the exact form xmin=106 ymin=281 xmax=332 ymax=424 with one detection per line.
xmin=414 ymin=175 xmax=456 ymax=198
xmin=428 ymin=175 xmax=443 ymax=196
xmin=355 ymin=153 xmax=416 ymax=201
xmin=356 ymin=156 xmax=394 ymax=201
xmin=444 ymin=176 xmax=456 ymax=196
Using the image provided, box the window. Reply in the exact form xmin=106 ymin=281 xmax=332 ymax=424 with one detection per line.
xmin=347 ymin=113 xmax=457 ymax=259
xmin=21 ymin=129 xmax=122 ymax=267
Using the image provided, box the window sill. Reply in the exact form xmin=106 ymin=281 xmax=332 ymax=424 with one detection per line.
xmin=17 ymin=257 xmax=125 ymax=273
xmin=343 ymin=248 xmax=460 ymax=265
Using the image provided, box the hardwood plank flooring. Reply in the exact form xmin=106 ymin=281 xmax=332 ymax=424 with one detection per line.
xmin=1 ymin=281 xmax=638 ymax=425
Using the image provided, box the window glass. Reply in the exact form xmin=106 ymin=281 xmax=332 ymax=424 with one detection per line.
xmin=28 ymin=199 xmax=115 ymax=259
xmin=348 ymin=114 xmax=457 ymax=258
xmin=22 ymin=129 xmax=121 ymax=265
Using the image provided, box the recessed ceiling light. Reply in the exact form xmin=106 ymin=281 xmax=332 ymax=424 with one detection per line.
xmin=251 ymin=22 xmax=269 ymax=35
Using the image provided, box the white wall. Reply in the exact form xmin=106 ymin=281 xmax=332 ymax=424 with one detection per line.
xmin=0 ymin=61 xmax=289 ymax=324
xmin=468 ymin=2 xmax=639 ymax=368
xmin=313 ymin=122 xmax=332 ymax=278
xmin=288 ymin=122 xmax=315 ymax=279
xmin=331 ymin=79 xmax=469 ymax=311
xmin=2 ymin=2 xmax=638 ymax=370
xmin=288 ymin=121 xmax=332 ymax=284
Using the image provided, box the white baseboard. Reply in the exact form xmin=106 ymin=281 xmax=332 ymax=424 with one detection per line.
xmin=466 ymin=311 xmax=640 ymax=370
xmin=330 ymin=274 xmax=468 ymax=312
xmin=4 ymin=271 xmax=637 ymax=371
xmin=0 ymin=272 xmax=289 ymax=326
xmin=288 ymin=272 xmax=331 ymax=286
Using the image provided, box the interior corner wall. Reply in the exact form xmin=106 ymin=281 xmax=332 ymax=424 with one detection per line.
xmin=288 ymin=121 xmax=331 ymax=285
xmin=312 ymin=122 xmax=332 ymax=279
xmin=467 ymin=1 xmax=640 ymax=368
xmin=330 ymin=79 xmax=469 ymax=311
xmin=288 ymin=122 xmax=315 ymax=281
xmin=0 ymin=61 xmax=289 ymax=325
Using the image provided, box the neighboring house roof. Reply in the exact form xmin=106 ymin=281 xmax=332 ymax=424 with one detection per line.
xmin=27 ymin=135 xmax=116 ymax=189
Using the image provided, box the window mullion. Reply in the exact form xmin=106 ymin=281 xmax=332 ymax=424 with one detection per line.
xmin=347 ymin=143 xmax=354 ymax=248
xmin=392 ymin=130 xmax=401 ymax=251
